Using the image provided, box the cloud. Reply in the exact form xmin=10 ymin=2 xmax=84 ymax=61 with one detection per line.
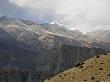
xmin=0 ymin=0 xmax=27 ymax=19
xmin=70 ymin=24 xmax=110 ymax=32
xmin=0 ymin=13 xmax=2 ymax=16
xmin=9 ymin=0 xmax=56 ymax=23
xmin=1 ymin=0 xmax=110 ymax=32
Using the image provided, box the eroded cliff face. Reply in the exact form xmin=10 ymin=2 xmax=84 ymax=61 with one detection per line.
xmin=0 ymin=45 xmax=105 ymax=82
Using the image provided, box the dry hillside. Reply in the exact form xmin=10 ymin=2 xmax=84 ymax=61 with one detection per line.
xmin=44 ymin=53 xmax=110 ymax=82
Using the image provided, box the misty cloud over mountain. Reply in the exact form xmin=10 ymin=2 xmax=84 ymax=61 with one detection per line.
xmin=0 ymin=0 xmax=110 ymax=32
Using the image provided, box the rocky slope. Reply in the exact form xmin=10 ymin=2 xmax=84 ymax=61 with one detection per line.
xmin=45 ymin=53 xmax=110 ymax=82
xmin=0 ymin=16 xmax=108 ymax=82
xmin=0 ymin=16 xmax=85 ymax=49
xmin=0 ymin=16 xmax=110 ymax=50
xmin=40 ymin=23 xmax=86 ymax=40
xmin=0 ymin=43 xmax=105 ymax=82
xmin=87 ymin=30 xmax=110 ymax=51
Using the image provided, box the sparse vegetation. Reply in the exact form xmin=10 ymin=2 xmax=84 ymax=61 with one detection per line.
xmin=48 ymin=78 xmax=50 ymax=80
xmin=72 ymin=77 xmax=75 ymax=79
xmin=74 ymin=62 xmax=85 ymax=68
xmin=68 ymin=72 xmax=70 ymax=74
xmin=79 ymin=65 xmax=84 ymax=69
xmin=59 ymin=75 xmax=62 ymax=77
xmin=107 ymin=74 xmax=110 ymax=76
xmin=99 ymin=67 xmax=103 ymax=70
xmin=84 ymin=79 xmax=87 ymax=81
xmin=63 ymin=74 xmax=67 ymax=76
xmin=90 ymin=66 xmax=93 ymax=67
xmin=95 ymin=74 xmax=97 ymax=75
xmin=104 ymin=53 xmax=107 ymax=55
xmin=100 ymin=62 xmax=104 ymax=64
xmin=96 ymin=55 xmax=100 ymax=58
xmin=91 ymin=77 xmax=95 ymax=80
xmin=96 ymin=80 xmax=99 ymax=82
xmin=44 ymin=53 xmax=110 ymax=82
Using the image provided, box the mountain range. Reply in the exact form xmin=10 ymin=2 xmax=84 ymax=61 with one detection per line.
xmin=0 ymin=16 xmax=109 ymax=82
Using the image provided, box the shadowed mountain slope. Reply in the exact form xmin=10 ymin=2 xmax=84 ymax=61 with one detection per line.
xmin=0 ymin=16 xmax=108 ymax=82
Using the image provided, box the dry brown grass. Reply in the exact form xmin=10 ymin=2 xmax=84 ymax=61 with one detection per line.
xmin=44 ymin=53 xmax=110 ymax=82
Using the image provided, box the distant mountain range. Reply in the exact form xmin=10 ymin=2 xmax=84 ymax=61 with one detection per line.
xmin=0 ymin=16 xmax=109 ymax=82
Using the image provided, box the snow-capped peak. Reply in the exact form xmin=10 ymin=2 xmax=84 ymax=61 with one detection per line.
xmin=50 ymin=21 xmax=65 ymax=27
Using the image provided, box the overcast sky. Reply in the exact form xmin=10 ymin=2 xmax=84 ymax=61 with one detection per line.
xmin=0 ymin=0 xmax=110 ymax=32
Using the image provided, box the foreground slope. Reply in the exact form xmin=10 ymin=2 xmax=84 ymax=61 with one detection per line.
xmin=45 ymin=53 xmax=110 ymax=82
